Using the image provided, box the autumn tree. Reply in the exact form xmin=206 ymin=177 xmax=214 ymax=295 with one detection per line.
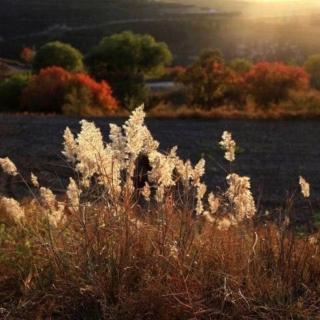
xmin=32 ymin=41 xmax=84 ymax=73
xmin=86 ymin=31 xmax=172 ymax=109
xmin=63 ymin=73 xmax=118 ymax=115
xmin=20 ymin=47 xmax=35 ymax=64
xmin=21 ymin=66 xmax=117 ymax=115
xmin=180 ymin=49 xmax=246 ymax=108
xmin=246 ymin=62 xmax=309 ymax=107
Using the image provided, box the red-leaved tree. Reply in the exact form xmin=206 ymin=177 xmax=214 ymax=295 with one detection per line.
xmin=20 ymin=47 xmax=35 ymax=64
xmin=21 ymin=66 xmax=117 ymax=114
xmin=21 ymin=66 xmax=72 ymax=113
xmin=181 ymin=60 xmax=247 ymax=109
xmin=245 ymin=62 xmax=310 ymax=107
xmin=179 ymin=49 xmax=248 ymax=109
xmin=67 ymin=73 xmax=117 ymax=115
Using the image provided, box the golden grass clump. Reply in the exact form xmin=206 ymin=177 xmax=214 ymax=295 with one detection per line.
xmin=0 ymin=106 xmax=319 ymax=319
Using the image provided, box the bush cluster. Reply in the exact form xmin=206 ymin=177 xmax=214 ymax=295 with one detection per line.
xmin=4 ymin=34 xmax=320 ymax=116
xmin=0 ymin=67 xmax=117 ymax=115
xmin=0 ymin=33 xmax=172 ymax=114
xmin=179 ymin=51 xmax=311 ymax=110
xmin=21 ymin=67 xmax=117 ymax=115
xmin=0 ymin=73 xmax=30 ymax=112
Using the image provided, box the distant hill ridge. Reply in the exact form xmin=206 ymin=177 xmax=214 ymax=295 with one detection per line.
xmin=0 ymin=0 xmax=236 ymax=62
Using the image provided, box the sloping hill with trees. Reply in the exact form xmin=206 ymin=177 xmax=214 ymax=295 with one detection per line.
xmin=0 ymin=0 xmax=237 ymax=63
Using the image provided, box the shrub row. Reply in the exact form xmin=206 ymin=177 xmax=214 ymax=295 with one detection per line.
xmin=0 ymin=67 xmax=118 ymax=115
xmin=179 ymin=50 xmax=311 ymax=109
xmin=4 ymin=33 xmax=320 ymax=115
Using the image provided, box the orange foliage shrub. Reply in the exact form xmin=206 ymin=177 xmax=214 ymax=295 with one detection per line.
xmin=224 ymin=68 xmax=247 ymax=107
xmin=245 ymin=62 xmax=309 ymax=107
xmin=21 ymin=66 xmax=117 ymax=114
xmin=21 ymin=66 xmax=71 ymax=113
xmin=20 ymin=47 xmax=35 ymax=64
xmin=71 ymin=73 xmax=117 ymax=112
xmin=181 ymin=60 xmax=246 ymax=109
xmin=180 ymin=56 xmax=310 ymax=111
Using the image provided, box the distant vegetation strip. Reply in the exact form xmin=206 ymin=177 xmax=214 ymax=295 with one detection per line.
xmin=2 ymin=31 xmax=320 ymax=118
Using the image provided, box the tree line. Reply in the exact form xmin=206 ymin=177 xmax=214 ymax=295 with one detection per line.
xmin=2 ymin=31 xmax=320 ymax=115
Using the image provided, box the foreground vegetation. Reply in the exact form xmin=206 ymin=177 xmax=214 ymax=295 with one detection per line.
xmin=0 ymin=107 xmax=319 ymax=319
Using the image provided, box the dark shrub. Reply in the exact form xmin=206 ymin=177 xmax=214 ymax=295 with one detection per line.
xmin=0 ymin=73 xmax=30 ymax=112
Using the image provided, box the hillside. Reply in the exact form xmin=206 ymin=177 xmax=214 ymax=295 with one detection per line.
xmin=0 ymin=0 xmax=239 ymax=63
xmin=2 ymin=1 xmax=320 ymax=64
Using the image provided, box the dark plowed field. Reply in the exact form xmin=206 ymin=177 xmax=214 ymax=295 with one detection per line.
xmin=0 ymin=115 xmax=319 ymax=211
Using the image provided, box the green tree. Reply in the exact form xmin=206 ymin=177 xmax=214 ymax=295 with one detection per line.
xmin=304 ymin=54 xmax=320 ymax=90
xmin=32 ymin=41 xmax=84 ymax=73
xmin=197 ymin=49 xmax=224 ymax=66
xmin=86 ymin=31 xmax=172 ymax=109
xmin=229 ymin=58 xmax=252 ymax=74
xmin=0 ymin=73 xmax=30 ymax=112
